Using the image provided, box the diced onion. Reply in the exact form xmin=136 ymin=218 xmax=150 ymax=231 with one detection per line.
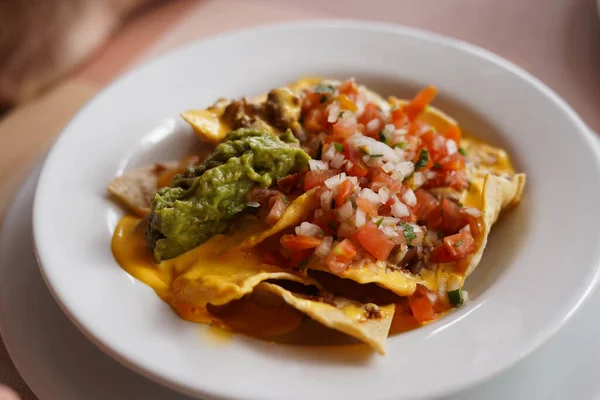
xmin=378 ymin=187 xmax=390 ymax=204
xmin=246 ymin=201 xmax=260 ymax=208
xmin=314 ymin=209 xmax=324 ymax=219
xmin=359 ymin=188 xmax=381 ymax=205
xmin=309 ymin=160 xmax=329 ymax=171
xmin=402 ymin=189 xmax=417 ymax=206
xmin=425 ymin=171 xmax=437 ymax=180
xmin=324 ymin=173 xmax=347 ymax=189
xmin=295 ymin=222 xmax=323 ymax=237
xmin=322 ymin=144 xmax=337 ymax=161
xmin=321 ymin=190 xmax=333 ymax=211
xmin=366 ymin=119 xmax=381 ymax=132
xmin=463 ymin=207 xmax=483 ymax=217
xmin=396 ymin=161 xmax=414 ymax=177
xmin=355 ymin=207 xmax=366 ymax=227
xmin=315 ymin=236 xmax=334 ymax=258
xmin=327 ymin=102 xmax=341 ymax=123
xmin=381 ymin=161 xmax=395 ymax=173
xmin=446 ymin=139 xmax=458 ymax=155
xmin=391 ymin=195 xmax=410 ymax=218
xmin=347 ymin=135 xmax=400 ymax=162
xmin=336 ymin=201 xmax=354 ymax=221
xmin=413 ymin=172 xmax=425 ymax=187
xmin=330 ymin=153 xmax=346 ymax=169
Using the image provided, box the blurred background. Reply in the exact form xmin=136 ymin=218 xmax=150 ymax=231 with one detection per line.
xmin=0 ymin=0 xmax=599 ymax=398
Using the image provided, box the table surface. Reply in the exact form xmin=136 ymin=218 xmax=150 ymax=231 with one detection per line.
xmin=1 ymin=0 xmax=599 ymax=398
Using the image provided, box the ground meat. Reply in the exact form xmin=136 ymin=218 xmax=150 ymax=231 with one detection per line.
xmin=389 ymin=245 xmax=429 ymax=275
xmin=263 ymin=88 xmax=306 ymax=142
xmin=364 ymin=303 xmax=382 ymax=319
xmin=222 ymin=99 xmax=262 ymax=129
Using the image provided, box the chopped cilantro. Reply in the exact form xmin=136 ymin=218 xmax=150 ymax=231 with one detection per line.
xmin=379 ymin=131 xmax=389 ymax=144
xmin=457 ymin=202 xmax=464 ymax=207
xmin=315 ymin=84 xmax=335 ymax=94
xmin=414 ymin=149 xmax=429 ymax=171
xmin=281 ymin=196 xmax=290 ymax=205
xmin=316 ymin=141 xmax=323 ymax=159
xmin=320 ymin=95 xmax=328 ymax=104
xmin=454 ymin=240 xmax=464 ymax=247
xmin=400 ymin=222 xmax=417 ymax=245
xmin=370 ymin=154 xmax=384 ymax=158
xmin=394 ymin=142 xmax=408 ymax=149
xmin=333 ymin=142 xmax=344 ymax=152
xmin=430 ymin=126 xmax=437 ymax=133
xmin=375 ymin=217 xmax=384 ymax=228
xmin=433 ymin=162 xmax=442 ymax=169
xmin=458 ymin=147 xmax=468 ymax=156
xmin=328 ymin=221 xmax=337 ymax=231
xmin=339 ymin=111 xmax=345 ymax=118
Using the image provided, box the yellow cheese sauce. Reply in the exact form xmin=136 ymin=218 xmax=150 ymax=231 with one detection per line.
xmin=112 ymin=216 xmax=307 ymax=338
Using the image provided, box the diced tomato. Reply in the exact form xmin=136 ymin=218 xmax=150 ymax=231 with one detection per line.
xmin=332 ymin=120 xmax=356 ymax=138
xmin=413 ymin=189 xmax=439 ymax=222
xmin=446 ymin=170 xmax=469 ymax=191
xmin=371 ymin=168 xmax=402 ymax=193
xmin=355 ymin=197 xmax=378 ymax=215
xmin=426 ymin=204 xmax=444 ymax=231
xmin=443 ymin=123 xmax=462 ymax=143
xmin=302 ymin=92 xmax=323 ymax=112
xmin=463 ymin=213 xmax=481 ymax=237
xmin=339 ymin=79 xmax=359 ymax=101
xmin=357 ymin=102 xmax=381 ymax=125
xmin=335 ymin=179 xmax=354 ymax=208
xmin=428 ymin=244 xmax=453 ymax=263
xmin=407 ymin=120 xmax=429 ymax=137
xmin=441 ymin=198 xmax=468 ymax=234
xmin=289 ymin=249 xmax=313 ymax=268
xmin=280 ymin=235 xmax=323 ymax=251
xmin=409 ymin=285 xmax=436 ymax=323
xmin=304 ymin=108 xmax=327 ymax=132
xmin=263 ymin=251 xmax=287 ymax=268
xmin=355 ymin=222 xmax=395 ymax=261
xmin=343 ymin=143 xmax=369 ymax=177
xmin=312 ymin=210 xmax=337 ymax=236
xmin=404 ymin=86 xmax=437 ymax=121
xmin=304 ymin=169 xmax=340 ymax=191
xmin=441 ymin=152 xmax=465 ymax=171
xmin=326 ymin=239 xmax=357 ymax=274
xmin=443 ymin=230 xmax=476 ymax=259
xmin=391 ymin=107 xmax=407 ymax=128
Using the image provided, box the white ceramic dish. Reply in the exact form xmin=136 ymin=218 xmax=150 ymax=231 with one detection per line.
xmin=32 ymin=21 xmax=600 ymax=400
xmin=4 ymin=162 xmax=600 ymax=400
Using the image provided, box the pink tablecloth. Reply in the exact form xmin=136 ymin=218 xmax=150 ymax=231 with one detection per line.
xmin=0 ymin=0 xmax=598 ymax=398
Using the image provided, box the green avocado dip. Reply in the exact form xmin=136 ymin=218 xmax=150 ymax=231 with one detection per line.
xmin=146 ymin=128 xmax=310 ymax=261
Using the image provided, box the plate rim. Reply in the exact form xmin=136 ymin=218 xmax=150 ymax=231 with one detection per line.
xmin=30 ymin=19 xmax=600 ymax=400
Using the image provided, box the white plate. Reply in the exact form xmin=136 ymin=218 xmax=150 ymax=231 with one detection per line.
xmin=4 ymin=161 xmax=600 ymax=400
xmin=32 ymin=21 xmax=600 ymax=400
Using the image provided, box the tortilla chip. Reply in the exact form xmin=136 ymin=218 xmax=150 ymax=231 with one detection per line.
xmin=238 ymin=189 xmax=319 ymax=249
xmin=171 ymin=242 xmax=319 ymax=307
xmin=181 ymin=99 xmax=231 ymax=144
xmin=108 ymin=161 xmax=178 ymax=217
xmin=461 ymin=173 xmax=526 ymax=277
xmin=310 ymin=261 xmax=438 ymax=297
xmin=258 ymin=282 xmax=395 ymax=354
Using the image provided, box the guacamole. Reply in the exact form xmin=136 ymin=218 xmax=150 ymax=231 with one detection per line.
xmin=146 ymin=128 xmax=310 ymax=261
